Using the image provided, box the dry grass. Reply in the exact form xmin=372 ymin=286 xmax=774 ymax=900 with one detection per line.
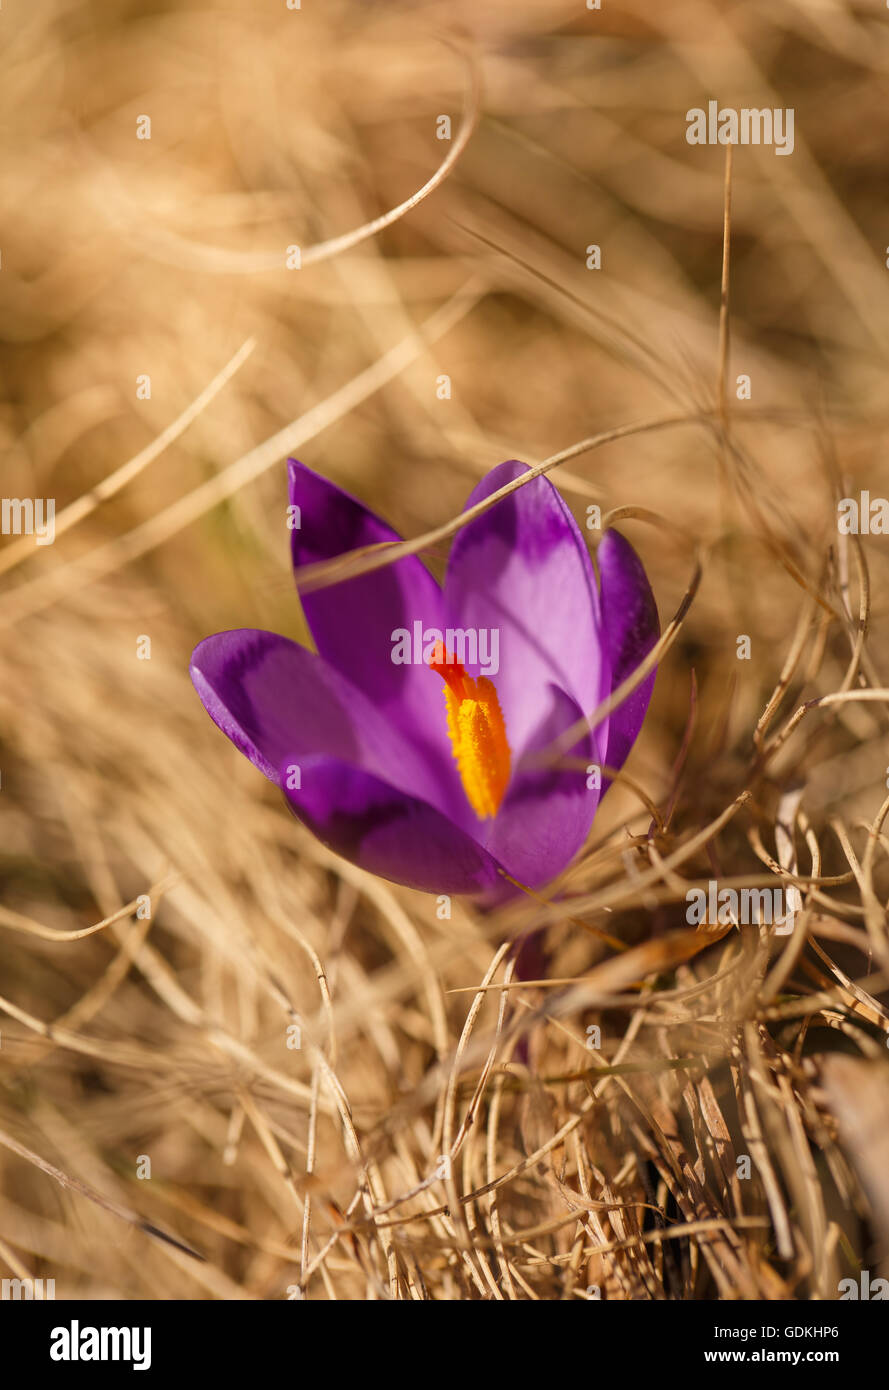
xmin=2 ymin=0 xmax=889 ymax=1299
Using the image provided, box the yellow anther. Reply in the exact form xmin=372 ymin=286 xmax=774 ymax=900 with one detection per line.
xmin=428 ymin=642 xmax=510 ymax=820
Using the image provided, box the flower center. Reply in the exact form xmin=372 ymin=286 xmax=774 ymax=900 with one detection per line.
xmin=427 ymin=641 xmax=511 ymax=820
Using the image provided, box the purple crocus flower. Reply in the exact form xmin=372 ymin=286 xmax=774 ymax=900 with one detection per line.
xmin=190 ymin=460 xmax=658 ymax=903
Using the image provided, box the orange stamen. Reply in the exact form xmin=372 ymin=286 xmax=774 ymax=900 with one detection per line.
xmin=428 ymin=642 xmax=511 ymax=820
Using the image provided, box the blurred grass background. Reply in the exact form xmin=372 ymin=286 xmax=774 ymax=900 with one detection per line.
xmin=2 ymin=0 xmax=889 ymax=1299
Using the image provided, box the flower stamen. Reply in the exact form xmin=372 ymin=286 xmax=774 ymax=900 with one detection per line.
xmin=428 ymin=641 xmax=510 ymax=819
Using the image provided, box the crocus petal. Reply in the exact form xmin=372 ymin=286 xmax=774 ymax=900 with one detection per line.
xmin=190 ymin=628 xmax=442 ymax=810
xmin=287 ymin=459 xmax=471 ymax=828
xmin=597 ymin=529 xmax=659 ymax=775
xmin=444 ymin=461 xmax=609 ymax=760
xmin=285 ymin=756 xmax=505 ymax=896
xmin=483 ymin=683 xmax=602 ymax=892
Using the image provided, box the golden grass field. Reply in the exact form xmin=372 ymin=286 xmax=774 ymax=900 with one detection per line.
xmin=3 ymin=0 xmax=889 ymax=1300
